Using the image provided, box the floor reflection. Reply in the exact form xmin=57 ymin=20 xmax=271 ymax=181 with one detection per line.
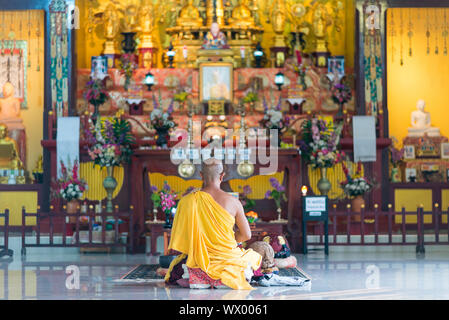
xmin=1 ymin=250 xmax=449 ymax=300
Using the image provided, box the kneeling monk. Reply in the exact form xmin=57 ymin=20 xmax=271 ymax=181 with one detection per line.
xmin=165 ymin=159 xmax=262 ymax=290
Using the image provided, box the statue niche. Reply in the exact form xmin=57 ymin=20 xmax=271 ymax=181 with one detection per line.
xmin=228 ymin=0 xmax=255 ymax=28
xmin=0 ymin=123 xmax=23 ymax=170
xmin=177 ymin=0 xmax=203 ymax=28
xmin=0 ymin=82 xmax=26 ymax=168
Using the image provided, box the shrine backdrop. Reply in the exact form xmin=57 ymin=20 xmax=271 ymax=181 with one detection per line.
xmin=387 ymin=8 xmax=449 ymax=144
xmin=0 ymin=10 xmax=45 ymax=171
xmin=74 ymin=0 xmax=356 ymax=69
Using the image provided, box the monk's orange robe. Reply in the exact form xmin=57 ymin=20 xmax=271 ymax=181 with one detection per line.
xmin=165 ymin=191 xmax=261 ymax=290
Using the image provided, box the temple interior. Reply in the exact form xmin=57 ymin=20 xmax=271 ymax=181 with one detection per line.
xmin=0 ymin=0 xmax=449 ymax=302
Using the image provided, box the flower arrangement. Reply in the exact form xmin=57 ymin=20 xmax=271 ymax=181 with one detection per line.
xmin=150 ymin=94 xmax=176 ymax=131
xmin=150 ymin=185 xmax=161 ymax=209
xmin=299 ymin=118 xmax=344 ymax=169
xmin=331 ymin=83 xmax=352 ymax=106
xmin=340 ymin=162 xmax=373 ymax=197
xmin=265 ymin=178 xmax=287 ymax=209
xmin=242 ymin=91 xmax=258 ymax=104
xmin=159 ymin=181 xmax=178 ymax=228
xmin=53 ymin=160 xmax=88 ymax=202
xmin=85 ymin=117 xmax=134 ymax=168
xmin=245 ymin=211 xmax=258 ymax=224
xmin=389 ymin=137 xmax=405 ymax=167
xmin=294 ymin=63 xmax=309 ymax=90
xmin=239 ymin=185 xmax=256 ymax=212
xmin=119 ymin=53 xmax=138 ymax=91
xmin=84 ymin=79 xmax=109 ymax=107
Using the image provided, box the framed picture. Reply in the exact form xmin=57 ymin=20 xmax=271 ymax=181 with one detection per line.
xmin=404 ymin=145 xmax=415 ymax=159
xmin=405 ymin=168 xmax=417 ymax=183
xmin=199 ymin=62 xmax=233 ymax=102
xmin=441 ymin=143 xmax=449 ymax=159
xmin=327 ymin=56 xmax=345 ymax=77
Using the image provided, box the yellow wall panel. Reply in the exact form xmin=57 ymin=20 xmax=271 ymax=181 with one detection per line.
xmin=229 ymin=172 xmax=284 ymax=200
xmin=394 ymin=189 xmax=432 ymax=224
xmin=0 ymin=192 xmax=37 ymax=226
xmin=387 ymin=8 xmax=449 ymax=143
xmin=80 ymin=163 xmax=124 ymax=201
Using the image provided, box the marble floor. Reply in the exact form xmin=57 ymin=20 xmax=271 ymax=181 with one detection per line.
xmin=1 ymin=239 xmax=449 ymax=300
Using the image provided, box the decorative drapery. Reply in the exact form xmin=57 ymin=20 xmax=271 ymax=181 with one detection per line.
xmin=363 ymin=0 xmax=383 ymax=116
xmin=49 ymin=0 xmax=69 ymax=117
xmin=0 ymin=40 xmax=28 ymax=108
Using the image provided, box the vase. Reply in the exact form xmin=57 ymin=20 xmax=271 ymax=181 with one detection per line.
xmin=153 ymin=207 xmax=158 ymax=222
xmin=92 ymin=102 xmax=101 ymax=125
xmin=66 ymin=200 xmax=79 ymax=224
xmin=103 ymin=166 xmax=118 ymax=214
xmin=317 ymin=167 xmax=332 ymax=196
xmin=276 ymin=207 xmax=282 ymax=221
xmin=163 ymin=210 xmax=172 ymax=229
xmin=391 ymin=166 xmax=401 ymax=183
xmin=121 ymin=32 xmax=137 ymax=53
xmin=156 ymin=127 xmax=169 ymax=148
xmin=351 ymin=195 xmax=365 ymax=213
xmin=335 ymin=102 xmax=345 ymax=120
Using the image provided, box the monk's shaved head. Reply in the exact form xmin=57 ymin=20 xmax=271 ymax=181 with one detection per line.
xmin=201 ymin=158 xmax=224 ymax=183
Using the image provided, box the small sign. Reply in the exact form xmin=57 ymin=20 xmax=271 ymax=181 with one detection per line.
xmin=305 ymin=197 xmax=327 ymax=212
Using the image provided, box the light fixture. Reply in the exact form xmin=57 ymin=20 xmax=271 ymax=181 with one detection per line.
xmin=274 ymin=71 xmax=284 ymax=91
xmin=143 ymin=72 xmax=155 ymax=91
xmin=166 ymin=43 xmax=176 ymax=68
xmin=253 ymin=43 xmax=264 ymax=68
xmin=301 ymin=185 xmax=308 ymax=197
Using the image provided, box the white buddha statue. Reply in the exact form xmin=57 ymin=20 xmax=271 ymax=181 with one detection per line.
xmin=407 ymin=99 xmax=440 ymax=137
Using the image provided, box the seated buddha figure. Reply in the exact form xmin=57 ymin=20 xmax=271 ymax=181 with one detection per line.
xmin=0 ymin=82 xmax=24 ymax=130
xmin=177 ymin=0 xmax=203 ymax=28
xmin=202 ymin=22 xmax=229 ymax=49
xmin=0 ymin=123 xmax=23 ymax=170
xmin=228 ymin=0 xmax=255 ymax=27
xmin=407 ymin=99 xmax=440 ymax=137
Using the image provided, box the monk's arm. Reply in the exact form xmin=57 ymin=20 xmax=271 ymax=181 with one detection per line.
xmin=234 ymin=199 xmax=251 ymax=243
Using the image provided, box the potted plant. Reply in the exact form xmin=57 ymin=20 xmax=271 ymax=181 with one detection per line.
xmin=245 ymin=211 xmax=259 ymax=227
xmin=119 ymin=53 xmax=138 ymax=91
xmin=265 ymin=178 xmax=287 ymax=221
xmin=173 ymin=91 xmax=190 ymax=113
xmin=259 ymin=96 xmax=289 ymax=147
xmin=239 ymin=185 xmax=256 ymax=213
xmin=299 ymin=118 xmax=344 ymax=196
xmin=340 ymin=161 xmax=373 ymax=213
xmin=84 ymin=78 xmax=109 ymax=122
xmin=242 ymin=91 xmax=258 ymax=114
xmin=159 ymin=181 xmax=178 ymax=229
xmin=150 ymin=94 xmax=176 ymax=148
xmin=85 ymin=117 xmax=134 ymax=213
xmin=52 ymin=160 xmax=88 ymax=222
xmin=389 ymin=137 xmax=405 ymax=183
xmin=150 ymin=185 xmax=161 ymax=222
xmin=331 ymin=82 xmax=352 ymax=119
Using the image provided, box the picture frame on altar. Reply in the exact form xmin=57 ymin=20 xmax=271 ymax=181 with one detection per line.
xmin=441 ymin=143 xmax=449 ymax=159
xmin=328 ymin=56 xmax=345 ymax=77
xmin=405 ymin=168 xmax=417 ymax=183
xmin=199 ymin=63 xmax=233 ymax=102
xmin=404 ymin=145 xmax=415 ymax=160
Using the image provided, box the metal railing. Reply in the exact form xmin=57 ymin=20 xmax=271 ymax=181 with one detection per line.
xmin=21 ymin=206 xmax=134 ymax=255
xmin=0 ymin=209 xmax=13 ymax=258
xmin=306 ymin=205 xmax=449 ymax=253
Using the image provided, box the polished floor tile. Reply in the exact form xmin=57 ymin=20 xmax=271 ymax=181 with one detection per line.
xmin=1 ymin=242 xmax=449 ymax=300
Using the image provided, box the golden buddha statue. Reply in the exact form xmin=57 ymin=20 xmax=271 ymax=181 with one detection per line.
xmin=177 ymin=0 xmax=203 ymax=28
xmin=0 ymin=123 xmax=23 ymax=170
xmin=0 ymin=82 xmax=24 ymax=131
xmin=138 ymin=1 xmax=156 ymax=48
xmin=123 ymin=4 xmax=139 ymax=33
xmin=271 ymin=0 xmax=287 ymax=47
xmin=102 ymin=4 xmax=120 ymax=54
xmin=313 ymin=4 xmax=330 ymax=53
xmin=228 ymin=0 xmax=255 ymax=27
